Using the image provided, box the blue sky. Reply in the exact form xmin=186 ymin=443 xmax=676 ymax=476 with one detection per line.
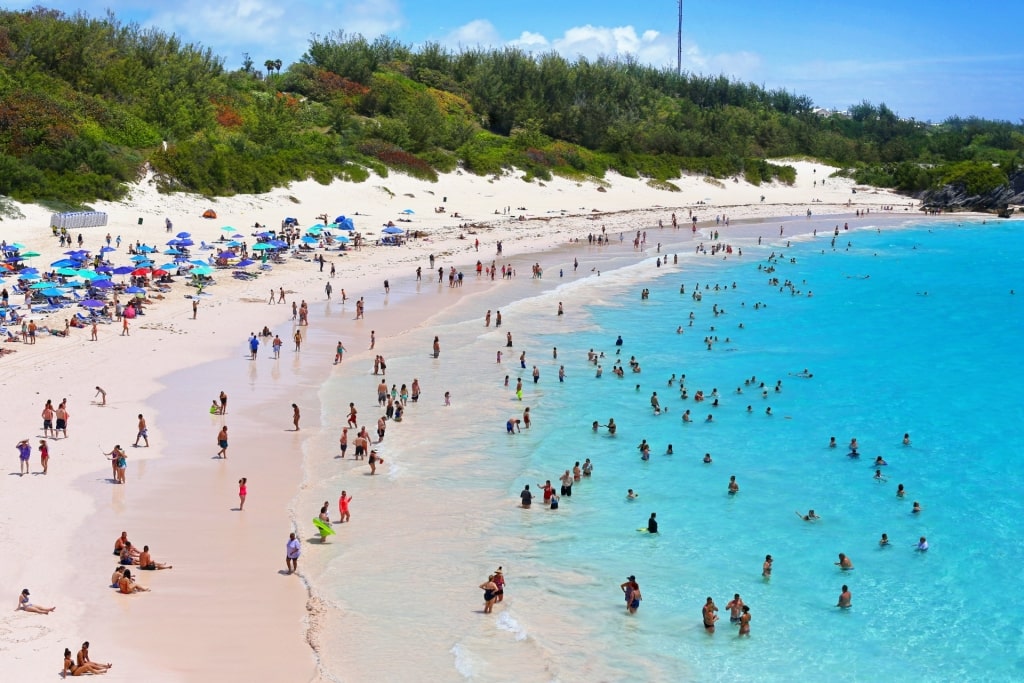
xmin=6 ymin=1 xmax=1022 ymax=122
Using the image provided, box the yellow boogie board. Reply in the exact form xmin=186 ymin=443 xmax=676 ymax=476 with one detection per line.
xmin=313 ymin=518 xmax=336 ymax=536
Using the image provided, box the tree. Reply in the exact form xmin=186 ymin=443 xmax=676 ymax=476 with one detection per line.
xmin=264 ymin=59 xmax=275 ymax=77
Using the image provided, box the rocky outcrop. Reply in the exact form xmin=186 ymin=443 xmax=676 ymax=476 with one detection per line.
xmin=917 ymin=170 xmax=1024 ymax=215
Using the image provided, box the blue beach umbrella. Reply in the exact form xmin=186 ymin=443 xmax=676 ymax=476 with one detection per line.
xmin=130 ymin=254 xmax=151 ymax=262
xmin=401 ymin=209 xmax=414 ymax=214
xmin=159 ymin=263 xmax=177 ymax=270
xmin=112 ymin=266 xmax=134 ymax=275
xmin=251 ymin=243 xmax=274 ymax=251
xmin=300 ymin=236 xmax=318 ymax=244
xmin=81 ymin=299 xmax=105 ymax=308
xmin=30 ymin=281 xmax=56 ymax=289
xmin=176 ymin=231 xmax=191 ymax=238
xmin=382 ymin=226 xmax=404 ymax=234
xmin=56 ymin=267 xmax=79 ymax=276
xmin=91 ymin=280 xmax=114 ymax=289
xmin=236 ymin=259 xmax=255 ymax=268
xmin=100 ymin=246 xmax=116 ymax=253
xmin=334 ymin=235 xmax=350 ymax=243
xmin=138 ymin=245 xmax=157 ymax=253
xmin=50 ymin=259 xmax=77 ymax=267
xmin=125 ymin=286 xmax=145 ymax=294
xmin=217 ymin=251 xmax=238 ymax=259
xmin=41 ymin=287 xmax=66 ymax=297
xmin=177 ymin=239 xmax=194 ymax=247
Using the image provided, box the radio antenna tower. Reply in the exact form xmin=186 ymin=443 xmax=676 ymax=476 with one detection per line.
xmin=676 ymin=0 xmax=683 ymax=76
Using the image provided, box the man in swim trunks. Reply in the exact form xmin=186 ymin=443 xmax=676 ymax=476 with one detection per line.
xmin=726 ymin=594 xmax=745 ymax=623
xmin=55 ymin=400 xmax=69 ymax=438
xmin=138 ymin=545 xmax=172 ymax=570
xmin=134 ymin=414 xmax=148 ymax=447
xmin=216 ymin=426 xmax=228 ymax=458
xmin=41 ymin=403 xmax=55 ymax=438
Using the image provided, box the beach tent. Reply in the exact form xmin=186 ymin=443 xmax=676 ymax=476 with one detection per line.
xmin=283 ymin=217 xmax=298 ymax=226
xmin=202 ymin=209 xmax=217 ymax=219
xmin=333 ymin=216 xmax=355 ymax=231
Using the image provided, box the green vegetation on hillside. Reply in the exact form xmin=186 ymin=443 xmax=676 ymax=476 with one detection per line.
xmin=0 ymin=8 xmax=1021 ymax=204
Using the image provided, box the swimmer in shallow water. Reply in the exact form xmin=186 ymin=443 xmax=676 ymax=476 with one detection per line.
xmin=916 ymin=536 xmax=929 ymax=551
xmin=912 ymin=501 xmax=923 ymax=513
xmin=874 ymin=456 xmax=887 ymax=466
xmin=627 ymin=489 xmax=638 ymax=500
xmin=879 ymin=533 xmax=890 ymax=547
xmin=835 ymin=553 xmax=854 ymax=570
xmin=795 ymin=509 xmax=820 ymax=521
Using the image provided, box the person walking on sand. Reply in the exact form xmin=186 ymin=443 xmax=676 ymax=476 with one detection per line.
xmin=134 ymin=414 xmax=149 ymax=447
xmin=248 ymin=333 xmax=259 ymax=360
xmin=16 ymin=588 xmax=55 ymax=614
xmin=325 ymin=281 xmax=332 ymax=299
xmin=272 ymin=334 xmax=283 ymax=359
xmin=121 ymin=314 xmax=129 ymax=336
xmin=292 ymin=404 xmax=301 ymax=431
xmin=16 ymin=439 xmax=30 ymax=477
xmin=94 ymin=386 xmax=106 ymax=406
xmin=91 ymin=319 xmax=99 ymax=340
xmin=216 ymin=426 xmax=228 ymax=458
xmin=278 ymin=287 xmax=286 ymax=304
xmin=192 ymin=299 xmax=198 ymax=319
xmin=294 ymin=329 xmax=302 ymax=352
xmin=286 ymin=533 xmax=300 ymax=574
xmin=334 ymin=340 xmax=347 ymax=365
xmin=433 ymin=336 xmax=440 ymax=358
xmin=238 ymin=478 xmax=247 ymax=510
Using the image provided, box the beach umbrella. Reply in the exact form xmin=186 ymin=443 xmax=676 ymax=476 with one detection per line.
xmin=5 ymin=255 xmax=24 ymax=262
xmin=269 ymin=240 xmax=287 ymax=248
xmin=20 ymin=250 xmax=41 ymax=257
xmin=159 ymin=263 xmax=178 ymax=270
xmin=131 ymin=268 xmax=151 ymax=276
xmin=50 ymin=259 xmax=77 ymax=267
xmin=382 ymin=226 xmax=404 ymax=234
xmin=217 ymin=251 xmax=238 ymax=259
xmin=401 ymin=209 xmax=414 ymax=215
xmin=138 ymin=245 xmax=157 ymax=253
xmin=163 ymin=248 xmax=182 ymax=255
xmin=100 ymin=246 xmax=116 ymax=253
xmin=64 ymin=250 xmax=87 ymax=256
xmin=226 ymin=241 xmax=242 ymax=248
xmin=176 ymin=231 xmax=191 ymax=238
xmin=81 ymin=299 xmax=105 ymax=308
xmin=300 ymin=236 xmax=318 ymax=244
xmin=56 ymin=267 xmax=79 ymax=276
xmin=41 ymin=287 xmax=65 ymax=297
xmin=251 ymin=243 xmax=273 ymax=251
xmin=236 ymin=259 xmax=256 ymax=268
xmin=231 ymin=234 xmax=244 ymax=239
xmin=20 ymin=267 xmax=39 ymax=274
xmin=333 ymin=235 xmax=350 ymax=243
xmin=152 ymin=269 xmax=169 ymax=277
xmin=191 ymin=265 xmax=214 ymax=275
xmin=125 ymin=286 xmax=145 ymax=294
xmin=9 ymin=242 xmax=26 ymax=250
xmin=96 ymin=266 xmax=113 ymax=273
xmin=221 ymin=226 xmax=235 ymax=232
xmin=130 ymin=254 xmax=150 ymax=262
xmin=30 ymin=281 xmax=56 ymax=289
xmin=91 ymin=280 xmax=114 ymax=289
xmin=177 ymin=239 xmax=194 ymax=247
xmin=112 ymin=266 xmax=134 ymax=275
xmin=78 ymin=270 xmax=105 ymax=280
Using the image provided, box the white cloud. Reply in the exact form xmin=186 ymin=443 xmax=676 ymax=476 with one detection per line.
xmin=443 ymin=19 xmax=502 ymax=47
xmin=144 ymin=0 xmax=404 ymax=67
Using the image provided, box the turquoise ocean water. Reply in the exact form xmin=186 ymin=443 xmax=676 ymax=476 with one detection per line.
xmin=306 ymin=218 xmax=1024 ymax=682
